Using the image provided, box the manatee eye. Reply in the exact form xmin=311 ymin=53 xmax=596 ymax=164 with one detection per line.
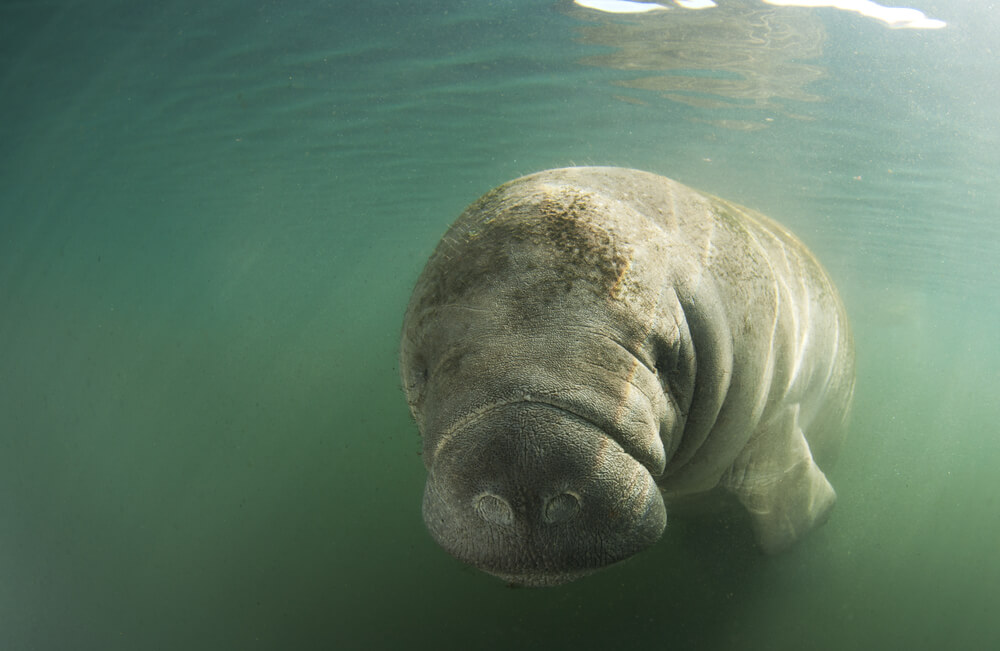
xmin=650 ymin=323 xmax=680 ymax=383
xmin=651 ymin=341 xmax=673 ymax=380
xmin=407 ymin=354 xmax=429 ymax=391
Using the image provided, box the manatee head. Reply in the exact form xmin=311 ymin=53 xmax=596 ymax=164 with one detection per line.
xmin=399 ymin=169 xmax=693 ymax=585
xmin=421 ymin=400 xmax=667 ymax=586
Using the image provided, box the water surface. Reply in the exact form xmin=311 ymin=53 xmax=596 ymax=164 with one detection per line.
xmin=1 ymin=1 xmax=997 ymax=649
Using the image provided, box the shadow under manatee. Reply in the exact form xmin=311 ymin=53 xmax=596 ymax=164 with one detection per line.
xmin=604 ymin=504 xmax=770 ymax=644
xmin=454 ymin=505 xmax=775 ymax=650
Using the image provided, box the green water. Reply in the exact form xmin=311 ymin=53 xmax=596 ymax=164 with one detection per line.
xmin=1 ymin=1 xmax=997 ymax=648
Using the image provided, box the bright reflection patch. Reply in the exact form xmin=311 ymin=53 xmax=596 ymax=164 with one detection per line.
xmin=762 ymin=1 xmax=945 ymax=29
xmin=574 ymin=0 xmax=946 ymax=29
xmin=573 ymin=0 xmax=668 ymax=13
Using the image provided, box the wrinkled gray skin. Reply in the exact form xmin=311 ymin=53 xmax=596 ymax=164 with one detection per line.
xmin=400 ymin=167 xmax=855 ymax=586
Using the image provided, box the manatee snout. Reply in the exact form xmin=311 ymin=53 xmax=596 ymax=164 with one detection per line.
xmin=422 ymin=402 xmax=666 ymax=586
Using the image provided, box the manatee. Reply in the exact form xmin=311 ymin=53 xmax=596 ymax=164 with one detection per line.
xmin=400 ymin=167 xmax=855 ymax=586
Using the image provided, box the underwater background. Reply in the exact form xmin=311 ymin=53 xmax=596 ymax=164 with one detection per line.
xmin=1 ymin=0 xmax=998 ymax=648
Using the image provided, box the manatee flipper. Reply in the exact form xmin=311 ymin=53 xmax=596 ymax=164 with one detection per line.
xmin=723 ymin=404 xmax=836 ymax=554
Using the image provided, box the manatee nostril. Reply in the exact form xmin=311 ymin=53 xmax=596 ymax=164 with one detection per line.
xmin=474 ymin=492 xmax=514 ymax=526
xmin=543 ymin=491 xmax=581 ymax=524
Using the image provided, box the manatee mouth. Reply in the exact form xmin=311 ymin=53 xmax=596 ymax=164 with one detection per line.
xmin=422 ymin=401 xmax=667 ymax=585
xmin=428 ymin=395 xmax=664 ymax=479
